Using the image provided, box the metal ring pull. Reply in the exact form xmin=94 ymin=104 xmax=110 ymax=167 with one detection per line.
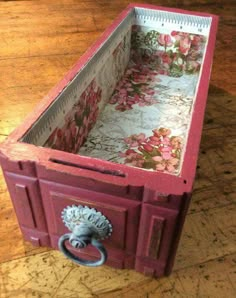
xmin=58 ymin=205 xmax=112 ymax=267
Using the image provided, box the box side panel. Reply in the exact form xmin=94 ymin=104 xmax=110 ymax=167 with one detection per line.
xmin=135 ymin=192 xmax=191 ymax=277
xmin=3 ymin=171 xmax=48 ymax=233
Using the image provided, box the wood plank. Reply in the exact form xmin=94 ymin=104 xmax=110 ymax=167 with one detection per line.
xmin=174 ymin=204 xmax=236 ymax=270
xmin=0 ymin=31 xmax=101 ymax=59
xmin=0 ymin=251 xmax=73 ymax=297
xmin=97 ymin=254 xmax=236 ymax=297
xmin=0 ymin=1 xmax=125 ymax=59
xmin=0 ymin=55 xmax=80 ymax=134
xmin=0 ymin=54 xmax=80 ymax=89
xmin=0 ymin=250 xmax=235 ymax=297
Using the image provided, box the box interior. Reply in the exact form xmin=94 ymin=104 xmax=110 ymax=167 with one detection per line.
xmin=21 ymin=8 xmax=211 ymax=176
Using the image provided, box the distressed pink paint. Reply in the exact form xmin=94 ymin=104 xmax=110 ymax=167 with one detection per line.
xmin=0 ymin=4 xmax=218 ymax=277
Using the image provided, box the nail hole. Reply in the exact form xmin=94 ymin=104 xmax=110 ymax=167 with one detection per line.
xmin=183 ymin=180 xmax=187 ymax=184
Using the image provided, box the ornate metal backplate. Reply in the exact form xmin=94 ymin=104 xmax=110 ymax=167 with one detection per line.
xmin=61 ymin=205 xmax=113 ymax=240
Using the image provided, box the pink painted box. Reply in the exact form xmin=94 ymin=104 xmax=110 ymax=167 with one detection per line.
xmin=0 ymin=4 xmax=218 ymax=277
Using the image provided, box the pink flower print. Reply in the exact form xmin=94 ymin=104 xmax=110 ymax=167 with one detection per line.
xmin=188 ymin=48 xmax=201 ymax=61
xmin=120 ymin=127 xmax=183 ymax=173
xmin=148 ymin=136 xmax=161 ymax=146
xmin=57 ymin=128 xmax=63 ymax=138
xmin=146 ymin=89 xmax=155 ymax=95
xmin=157 ymin=34 xmax=173 ymax=47
xmin=152 ymin=156 xmax=166 ymax=171
xmin=117 ymin=96 xmax=126 ymax=105
xmin=83 ymin=116 xmax=89 ymax=127
xmin=161 ymin=53 xmax=172 ymax=65
xmin=131 ymin=159 xmax=145 ymax=168
xmin=65 ymin=129 xmax=72 ymax=149
xmin=133 ymin=74 xmax=148 ymax=84
xmin=158 ymin=69 xmax=169 ymax=75
xmin=138 ymin=102 xmax=146 ymax=107
xmin=159 ymin=128 xmax=171 ymax=137
xmin=125 ymin=69 xmax=133 ymax=75
xmin=179 ymin=37 xmax=191 ymax=55
xmin=125 ymin=82 xmax=132 ymax=87
xmin=170 ymin=136 xmax=182 ymax=149
xmin=119 ymin=88 xmax=127 ymax=96
xmin=119 ymin=149 xmax=136 ymax=158
xmin=84 ymin=125 xmax=89 ymax=137
xmin=115 ymin=104 xmax=132 ymax=112
xmin=75 ymin=108 xmax=83 ymax=119
xmin=185 ymin=60 xmax=200 ymax=73
xmin=79 ymin=126 xmax=84 ymax=136
xmin=152 ymin=156 xmax=179 ymax=172
xmin=172 ymin=31 xmax=189 ymax=40
xmin=124 ymin=133 xmax=146 ymax=147
xmin=65 ymin=114 xmax=73 ymax=125
xmin=144 ymin=96 xmax=157 ymax=106
xmin=171 ymin=31 xmax=178 ymax=37
xmin=46 ymin=77 xmax=102 ymax=153
xmin=125 ymin=152 xmax=144 ymax=168
xmin=159 ymin=145 xmax=172 ymax=160
xmin=126 ymin=98 xmax=136 ymax=106
xmin=190 ymin=35 xmax=202 ymax=48
xmin=70 ymin=121 xmax=77 ymax=137
xmin=150 ymin=70 xmax=158 ymax=76
xmin=133 ymin=94 xmax=140 ymax=103
xmin=91 ymin=107 xmax=99 ymax=123
xmin=88 ymin=92 xmax=96 ymax=105
xmin=165 ymin=157 xmax=179 ymax=172
xmin=153 ymin=128 xmax=171 ymax=137
xmin=54 ymin=136 xmax=64 ymax=151
xmin=161 ymin=137 xmax=171 ymax=146
xmin=127 ymin=87 xmax=134 ymax=92
xmin=91 ymin=79 xmax=96 ymax=90
xmin=142 ymin=143 xmax=153 ymax=152
xmin=46 ymin=128 xmax=57 ymax=146
xmin=162 ymin=151 xmax=172 ymax=160
xmin=96 ymin=88 xmax=102 ymax=102
xmin=109 ymin=95 xmax=118 ymax=104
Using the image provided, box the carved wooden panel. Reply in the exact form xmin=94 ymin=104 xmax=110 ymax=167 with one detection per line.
xmin=3 ymin=172 xmax=47 ymax=231
xmin=135 ymin=204 xmax=179 ymax=276
xmin=136 ymin=204 xmax=178 ymax=262
xmin=147 ymin=216 xmax=165 ymax=259
xmin=39 ymin=179 xmax=141 ymax=255
xmin=14 ymin=184 xmax=36 ymax=228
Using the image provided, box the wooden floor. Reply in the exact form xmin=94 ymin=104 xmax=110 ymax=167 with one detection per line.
xmin=0 ymin=0 xmax=235 ymax=297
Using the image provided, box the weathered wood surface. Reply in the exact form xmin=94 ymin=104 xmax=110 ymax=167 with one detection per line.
xmin=0 ymin=0 xmax=235 ymax=297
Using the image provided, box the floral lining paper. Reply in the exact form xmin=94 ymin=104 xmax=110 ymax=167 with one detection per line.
xmin=44 ymin=25 xmax=207 ymax=175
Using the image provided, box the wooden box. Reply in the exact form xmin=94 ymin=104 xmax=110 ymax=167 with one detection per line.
xmin=0 ymin=4 xmax=218 ymax=277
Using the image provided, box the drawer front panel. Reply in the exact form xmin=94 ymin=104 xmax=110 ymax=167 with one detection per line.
xmin=50 ymin=234 xmax=135 ymax=269
xmin=39 ymin=180 xmax=141 ymax=254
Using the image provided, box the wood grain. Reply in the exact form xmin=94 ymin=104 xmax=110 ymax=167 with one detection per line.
xmin=0 ymin=0 xmax=235 ymax=297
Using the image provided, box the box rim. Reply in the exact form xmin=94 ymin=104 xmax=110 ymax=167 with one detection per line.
xmin=0 ymin=4 xmax=219 ymax=193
